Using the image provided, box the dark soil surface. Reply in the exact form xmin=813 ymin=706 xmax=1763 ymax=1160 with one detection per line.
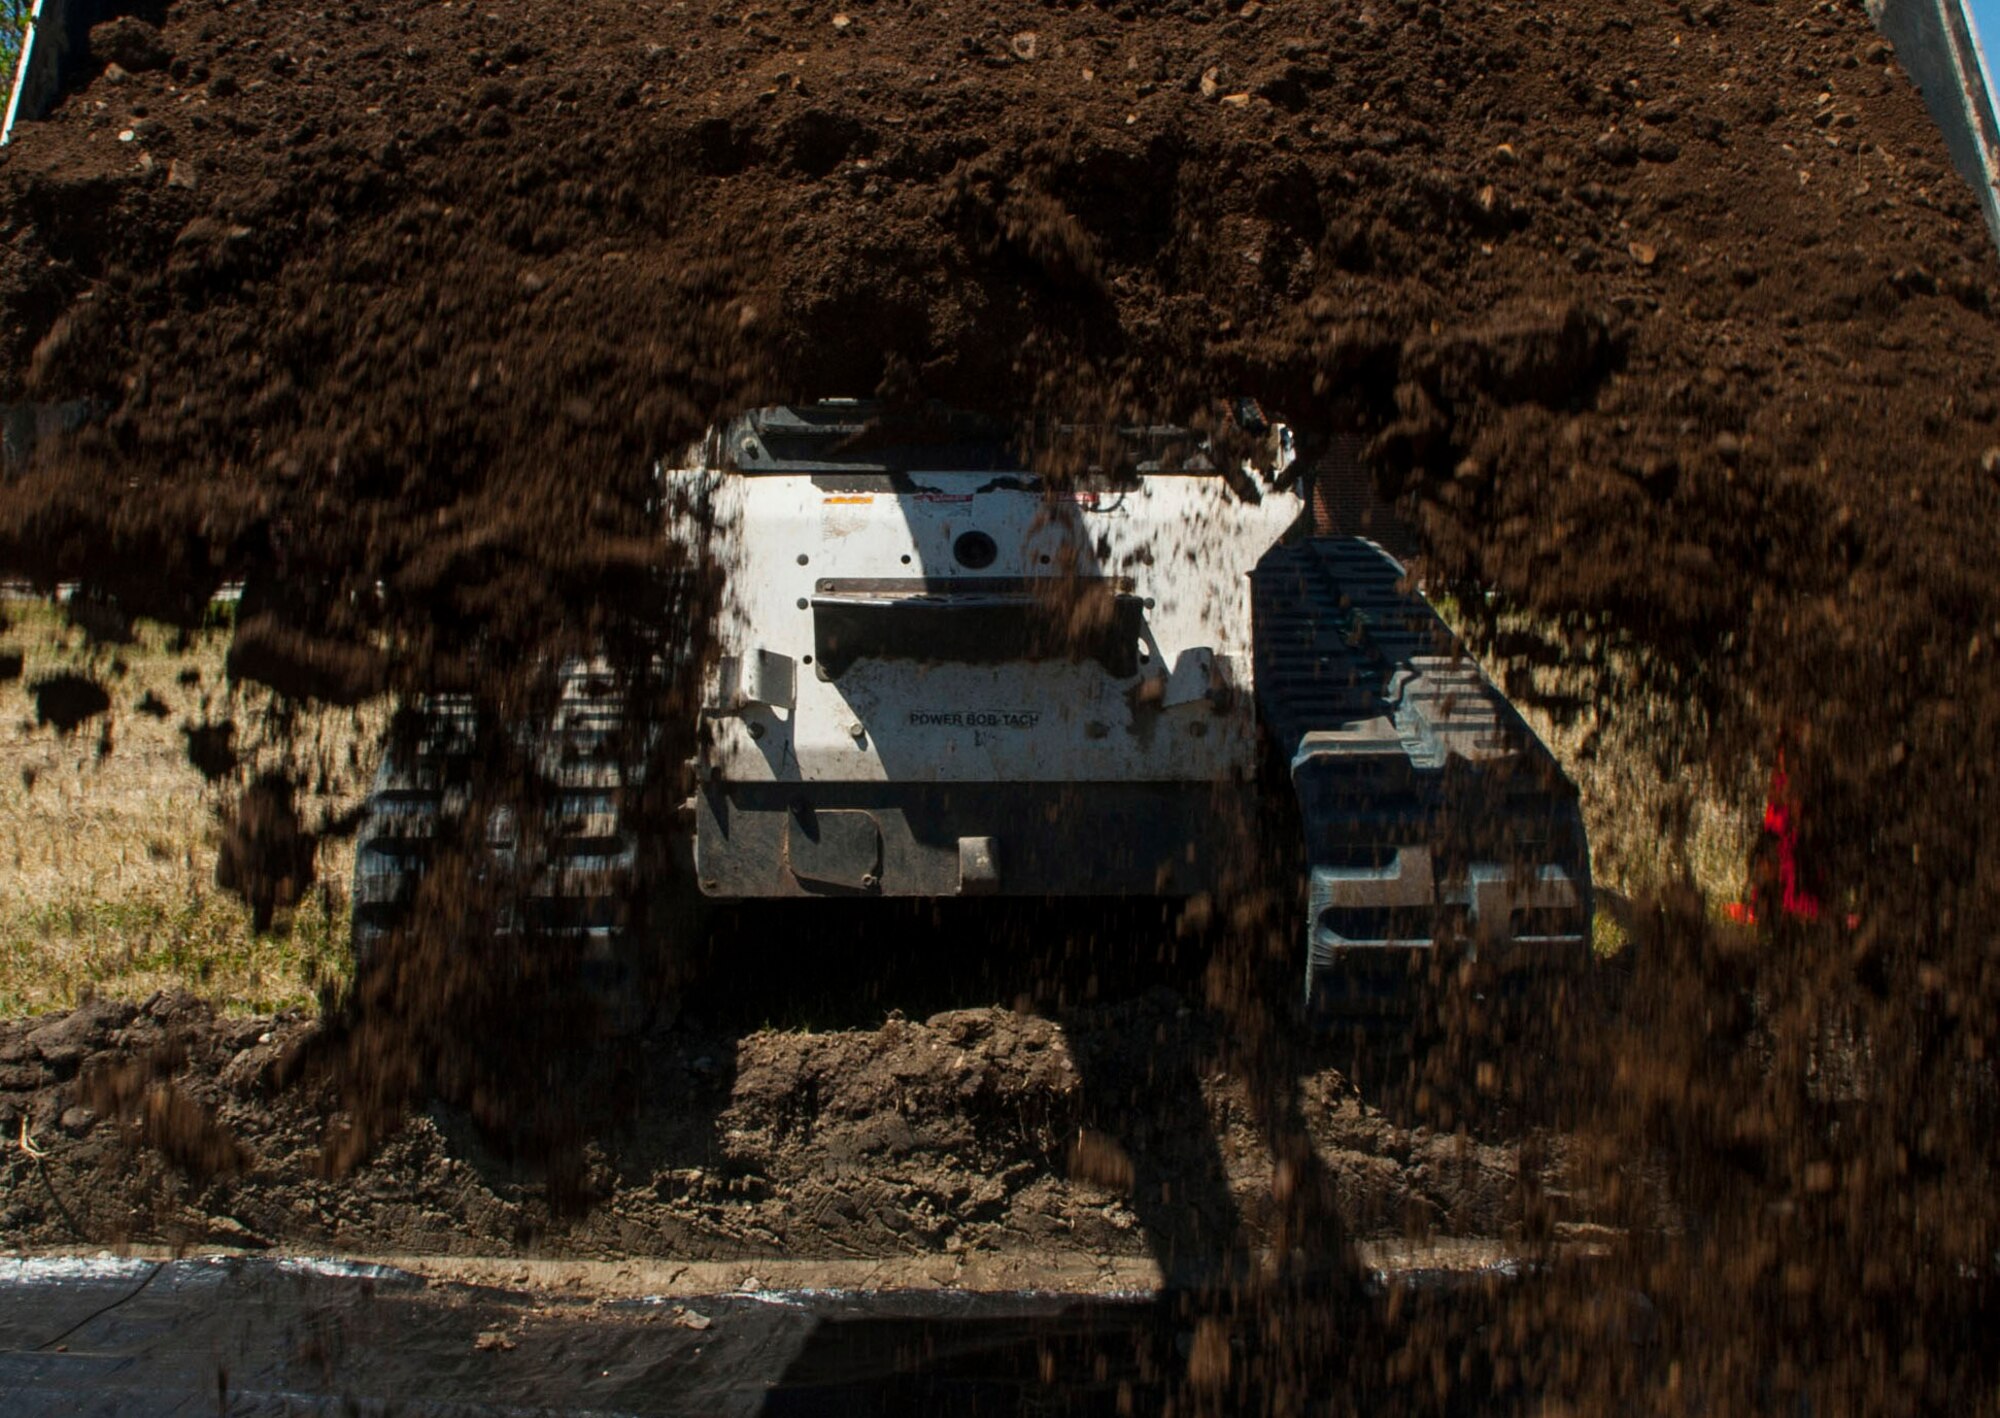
xmin=2 ymin=0 xmax=1999 ymax=1410
xmin=0 ymin=990 xmax=1545 ymax=1279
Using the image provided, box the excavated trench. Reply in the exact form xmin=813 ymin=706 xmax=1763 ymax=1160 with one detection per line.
xmin=2 ymin=0 xmax=1999 ymax=1410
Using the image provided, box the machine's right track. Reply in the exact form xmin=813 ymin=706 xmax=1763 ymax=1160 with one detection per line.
xmin=1250 ymin=536 xmax=1592 ymax=1012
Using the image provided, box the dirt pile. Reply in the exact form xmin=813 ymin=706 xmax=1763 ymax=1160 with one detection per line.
xmin=0 ymin=0 xmax=1997 ymax=1408
xmin=0 ymin=991 xmax=1534 ymax=1274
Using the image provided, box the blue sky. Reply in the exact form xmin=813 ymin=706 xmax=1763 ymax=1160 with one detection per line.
xmin=1977 ymin=0 xmax=2000 ymax=87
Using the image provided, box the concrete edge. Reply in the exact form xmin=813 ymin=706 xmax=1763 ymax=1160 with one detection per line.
xmin=1 ymin=1238 xmax=1566 ymax=1302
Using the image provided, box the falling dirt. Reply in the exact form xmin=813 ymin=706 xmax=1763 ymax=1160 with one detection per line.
xmin=0 ymin=0 xmax=1997 ymax=1410
xmin=213 ymin=772 xmax=315 ymax=931
xmin=178 ymin=715 xmax=235 ymax=779
xmin=27 ymin=671 xmax=110 ymax=734
xmin=223 ymin=611 xmax=387 ymax=708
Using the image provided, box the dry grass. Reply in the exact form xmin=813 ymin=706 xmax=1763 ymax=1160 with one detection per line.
xmin=1418 ymin=589 xmax=1760 ymax=962
xmin=0 ymin=596 xmax=376 ymax=1018
xmin=1443 ymin=605 xmax=1760 ymax=952
xmin=0 ymin=578 xmax=1755 ymax=1016
xmin=1529 ymin=687 xmax=1757 ymax=911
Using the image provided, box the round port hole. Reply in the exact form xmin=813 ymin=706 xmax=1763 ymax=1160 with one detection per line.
xmin=953 ymin=530 xmax=998 ymax=570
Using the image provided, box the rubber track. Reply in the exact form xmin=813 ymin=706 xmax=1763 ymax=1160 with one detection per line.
xmin=350 ymin=667 xmax=643 ymax=964
xmin=1250 ymin=536 xmax=1592 ymax=1010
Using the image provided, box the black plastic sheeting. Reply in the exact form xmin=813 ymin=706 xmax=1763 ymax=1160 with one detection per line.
xmin=0 ymin=1256 xmax=1180 ymax=1416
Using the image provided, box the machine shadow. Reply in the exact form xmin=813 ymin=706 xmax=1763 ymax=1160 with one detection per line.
xmin=411 ymin=886 xmax=1388 ymax=1301
xmin=687 ymin=894 xmax=1254 ymax=1290
xmin=696 ymin=893 xmax=1391 ymax=1413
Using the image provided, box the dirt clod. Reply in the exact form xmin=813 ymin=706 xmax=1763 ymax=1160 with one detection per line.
xmin=181 ymin=719 xmax=237 ymax=781
xmin=29 ymin=673 xmax=111 ymax=734
xmin=214 ymin=775 xmax=315 ymax=931
xmin=88 ymin=18 xmax=171 ymax=74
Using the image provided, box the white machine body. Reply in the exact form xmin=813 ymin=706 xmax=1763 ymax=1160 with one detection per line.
xmin=664 ymin=405 xmax=1302 ymax=898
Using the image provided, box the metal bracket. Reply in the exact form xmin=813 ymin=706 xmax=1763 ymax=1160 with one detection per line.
xmin=1313 ymin=846 xmax=1436 ymax=910
xmin=1161 ymin=647 xmax=1216 ymax=708
xmin=957 ymin=836 xmax=1000 ymax=895
xmin=713 ymin=649 xmax=796 ymax=713
xmin=785 ymin=806 xmax=881 ymax=891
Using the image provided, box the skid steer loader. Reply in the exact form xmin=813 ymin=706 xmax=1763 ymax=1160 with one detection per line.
xmin=352 ymin=401 xmax=1591 ymax=1010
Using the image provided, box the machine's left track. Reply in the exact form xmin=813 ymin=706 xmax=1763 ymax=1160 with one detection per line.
xmin=350 ymin=663 xmax=665 ymax=1015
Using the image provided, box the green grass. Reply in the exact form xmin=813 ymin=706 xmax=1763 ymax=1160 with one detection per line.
xmin=0 ymin=880 xmax=350 ymax=1016
xmin=1591 ymin=908 xmax=1629 ymax=960
xmin=1 ymin=3 xmax=31 ymax=95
